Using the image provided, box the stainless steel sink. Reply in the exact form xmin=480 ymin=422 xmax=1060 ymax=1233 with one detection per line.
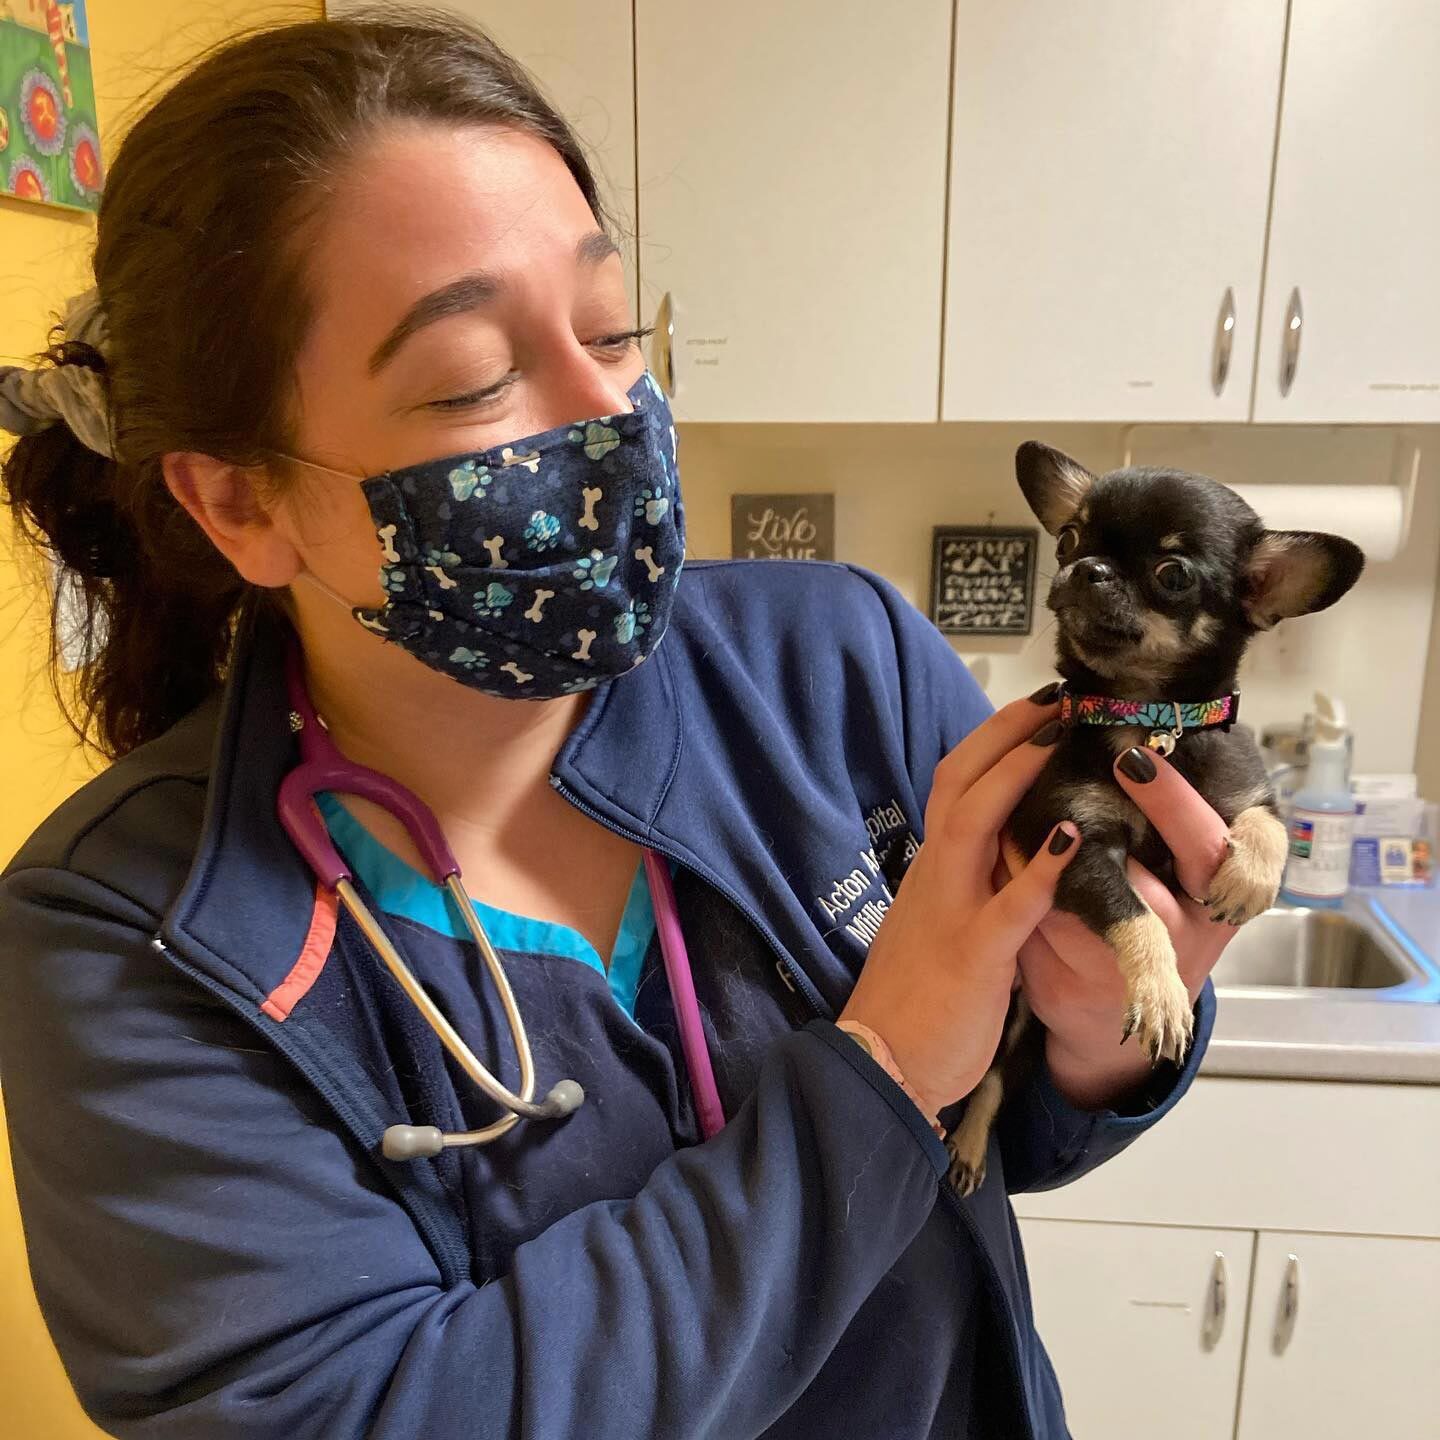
xmin=1211 ymin=904 xmax=1440 ymax=1002
xmin=1201 ymin=896 xmax=1440 ymax=1083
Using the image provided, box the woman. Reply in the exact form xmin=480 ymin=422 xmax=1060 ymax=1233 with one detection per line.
xmin=0 ymin=15 xmax=1234 ymax=1439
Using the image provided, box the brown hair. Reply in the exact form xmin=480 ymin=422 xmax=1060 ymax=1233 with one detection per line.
xmin=2 ymin=10 xmax=607 ymax=758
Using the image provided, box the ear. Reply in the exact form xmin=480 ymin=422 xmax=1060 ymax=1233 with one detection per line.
xmin=1016 ymin=441 xmax=1096 ymax=534
xmin=162 ymin=451 xmax=302 ymax=588
xmin=1243 ymin=530 xmax=1365 ymax=630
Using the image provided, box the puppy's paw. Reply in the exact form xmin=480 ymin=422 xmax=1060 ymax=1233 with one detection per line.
xmin=1108 ymin=911 xmax=1192 ymax=1064
xmin=944 ymin=1069 xmax=1003 ymax=1197
xmin=1207 ymin=806 xmax=1287 ymax=926
xmin=1121 ymin=967 xmax=1194 ymax=1065
xmin=945 ymin=1129 xmax=988 ymax=1198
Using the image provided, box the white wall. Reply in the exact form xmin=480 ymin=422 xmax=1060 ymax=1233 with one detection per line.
xmin=676 ymin=422 xmax=1440 ymax=778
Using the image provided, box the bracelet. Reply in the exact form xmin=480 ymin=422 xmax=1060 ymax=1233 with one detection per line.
xmin=835 ymin=1020 xmax=947 ymax=1139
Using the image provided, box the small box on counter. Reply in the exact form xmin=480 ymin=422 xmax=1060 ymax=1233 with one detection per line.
xmin=1349 ymin=775 xmax=1436 ymax=888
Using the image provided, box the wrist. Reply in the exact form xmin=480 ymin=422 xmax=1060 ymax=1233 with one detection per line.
xmin=835 ymin=1019 xmax=947 ymax=1138
xmin=1043 ymin=1026 xmax=1157 ymax=1111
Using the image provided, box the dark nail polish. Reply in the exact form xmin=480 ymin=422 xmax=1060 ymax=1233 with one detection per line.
xmin=1030 ymin=719 xmax=1064 ymax=747
xmin=1048 ymin=826 xmax=1076 ymax=855
xmin=1118 ymin=747 xmax=1157 ymax=783
xmin=1028 ymin=681 xmax=1064 ymax=706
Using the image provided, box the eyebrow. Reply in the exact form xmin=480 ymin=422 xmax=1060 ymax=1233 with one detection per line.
xmin=366 ymin=230 xmax=623 ymax=376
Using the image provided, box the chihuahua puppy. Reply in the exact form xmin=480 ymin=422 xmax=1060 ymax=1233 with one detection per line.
xmin=945 ymin=442 xmax=1365 ymax=1195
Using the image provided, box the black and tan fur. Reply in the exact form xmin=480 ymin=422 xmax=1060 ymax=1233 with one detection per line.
xmin=945 ymin=443 xmax=1365 ymax=1195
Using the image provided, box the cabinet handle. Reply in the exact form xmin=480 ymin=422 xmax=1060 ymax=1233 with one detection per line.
xmin=1279 ymin=286 xmax=1303 ymax=397
xmin=653 ymin=291 xmax=676 ymax=398
xmin=1272 ymin=1253 xmax=1301 ymax=1353
xmin=1211 ymin=288 xmax=1236 ymax=396
xmin=1200 ymin=1250 xmax=1228 ymax=1350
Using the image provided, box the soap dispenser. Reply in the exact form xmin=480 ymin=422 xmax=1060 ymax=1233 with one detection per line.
xmin=1280 ymin=692 xmax=1356 ymax=908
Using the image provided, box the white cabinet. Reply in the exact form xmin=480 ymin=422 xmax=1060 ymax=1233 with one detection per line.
xmin=942 ymin=1 xmax=1287 ymax=423
xmin=1235 ymin=1232 xmax=1440 ymax=1440
xmin=1253 ymin=0 xmax=1440 ymax=424
xmin=634 ymin=0 xmax=952 ymax=422
xmin=329 ymin=1 xmax=638 ymax=317
xmin=1019 ymin=1219 xmax=1253 ymax=1440
xmin=1016 ymin=1081 xmax=1440 ymax=1439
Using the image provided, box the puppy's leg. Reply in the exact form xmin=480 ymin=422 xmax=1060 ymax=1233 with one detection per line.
xmin=946 ymin=992 xmax=1034 ymax=1197
xmin=1056 ymin=835 xmax=1192 ymax=1065
xmin=1206 ymin=803 xmax=1287 ymax=926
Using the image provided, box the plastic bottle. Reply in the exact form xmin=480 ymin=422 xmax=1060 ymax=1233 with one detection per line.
xmin=1280 ymin=692 xmax=1356 ymax=909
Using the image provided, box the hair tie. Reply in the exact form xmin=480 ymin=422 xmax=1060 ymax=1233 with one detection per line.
xmin=0 ymin=288 xmax=115 ymax=459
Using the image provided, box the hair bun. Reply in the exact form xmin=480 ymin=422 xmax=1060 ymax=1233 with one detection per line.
xmin=4 ymin=421 xmax=131 ymax=580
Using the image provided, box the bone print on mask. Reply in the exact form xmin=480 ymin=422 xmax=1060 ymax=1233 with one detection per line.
xmin=524 ymin=589 xmax=556 ymax=623
xmin=579 ymin=486 xmax=602 ymax=532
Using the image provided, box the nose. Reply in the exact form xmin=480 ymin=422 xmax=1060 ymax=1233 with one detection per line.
xmin=545 ymin=342 xmax=637 ymax=428
xmin=1072 ymin=557 xmax=1115 ymax=585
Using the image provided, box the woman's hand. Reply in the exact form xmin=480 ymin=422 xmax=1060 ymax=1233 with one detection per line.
xmin=1006 ymin=747 xmax=1237 ymax=1109
xmin=839 ymin=692 xmax=1080 ymax=1119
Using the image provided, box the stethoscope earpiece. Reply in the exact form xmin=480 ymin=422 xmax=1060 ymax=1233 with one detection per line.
xmin=382 ymin=1125 xmax=446 ymax=1161
xmin=380 ymin=1081 xmax=587 ymax=1162
xmin=543 ymin=1079 xmax=586 ymax=1117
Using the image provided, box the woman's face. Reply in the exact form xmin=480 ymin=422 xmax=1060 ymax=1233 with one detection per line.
xmin=265 ymin=122 xmax=646 ymax=610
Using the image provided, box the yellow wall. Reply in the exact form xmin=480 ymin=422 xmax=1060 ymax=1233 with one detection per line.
xmin=1 ymin=7 xmax=317 ymax=1436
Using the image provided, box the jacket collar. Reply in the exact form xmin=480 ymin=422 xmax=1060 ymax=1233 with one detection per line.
xmin=161 ymin=612 xmax=683 ymax=1000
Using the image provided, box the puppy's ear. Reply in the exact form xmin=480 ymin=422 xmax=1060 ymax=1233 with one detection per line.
xmin=1016 ymin=442 xmax=1096 ymax=534
xmin=1243 ymin=531 xmax=1365 ymax=630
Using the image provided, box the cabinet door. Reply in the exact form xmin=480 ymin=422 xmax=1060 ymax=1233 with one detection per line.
xmin=943 ymin=1 xmax=1286 ymax=422
xmin=635 ymin=1 xmax=951 ymax=421
xmin=1254 ymin=1 xmax=1440 ymax=422
xmin=328 ymin=1 xmax=638 ymax=317
xmin=1236 ymin=1232 xmax=1440 ymax=1439
xmin=1018 ymin=1218 xmax=1253 ymax=1439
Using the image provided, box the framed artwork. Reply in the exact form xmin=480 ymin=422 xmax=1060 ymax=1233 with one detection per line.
xmin=1 ymin=1 xmax=103 ymax=213
xmin=730 ymin=493 xmax=835 ymax=561
xmin=929 ymin=526 xmax=1038 ymax=636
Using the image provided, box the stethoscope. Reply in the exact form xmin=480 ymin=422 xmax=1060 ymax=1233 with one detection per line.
xmin=276 ymin=639 xmax=726 ymax=1160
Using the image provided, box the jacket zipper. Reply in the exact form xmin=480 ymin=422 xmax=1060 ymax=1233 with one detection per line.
xmin=549 ymin=775 xmax=829 ymax=1019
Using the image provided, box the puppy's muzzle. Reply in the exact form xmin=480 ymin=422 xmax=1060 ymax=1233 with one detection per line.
xmin=1050 ymin=559 xmax=1141 ymax=641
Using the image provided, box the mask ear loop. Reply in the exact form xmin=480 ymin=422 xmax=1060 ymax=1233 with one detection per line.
xmin=270 ymin=450 xmax=369 ymax=484
xmin=298 ymin=569 xmax=364 ymax=615
xmin=273 ymin=452 xmax=379 ymax=617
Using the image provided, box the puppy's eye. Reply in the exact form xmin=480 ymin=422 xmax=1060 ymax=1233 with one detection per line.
xmin=1056 ymin=525 xmax=1081 ymax=560
xmin=1154 ymin=557 xmax=1194 ymax=593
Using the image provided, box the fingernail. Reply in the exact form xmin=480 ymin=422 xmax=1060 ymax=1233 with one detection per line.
xmin=1048 ymin=823 xmax=1077 ymax=855
xmin=1028 ymin=681 xmax=1064 ymax=706
xmin=1117 ymin=747 xmax=1157 ymax=783
xmin=1030 ymin=719 xmax=1064 ymax=747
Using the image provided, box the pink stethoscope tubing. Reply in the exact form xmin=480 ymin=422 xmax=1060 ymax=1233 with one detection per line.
xmin=276 ymin=639 xmax=726 ymax=1157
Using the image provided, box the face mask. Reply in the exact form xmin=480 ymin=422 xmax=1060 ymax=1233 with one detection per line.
xmin=298 ymin=371 xmax=684 ymax=698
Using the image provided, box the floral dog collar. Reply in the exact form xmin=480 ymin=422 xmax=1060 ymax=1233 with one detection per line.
xmin=1057 ymin=688 xmax=1240 ymax=756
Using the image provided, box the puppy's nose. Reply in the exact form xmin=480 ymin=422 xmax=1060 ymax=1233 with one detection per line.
xmin=1073 ymin=557 xmax=1115 ymax=586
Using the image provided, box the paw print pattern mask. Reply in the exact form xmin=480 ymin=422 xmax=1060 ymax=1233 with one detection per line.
xmin=321 ymin=372 xmax=684 ymax=699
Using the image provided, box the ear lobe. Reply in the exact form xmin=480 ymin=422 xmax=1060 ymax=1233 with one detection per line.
xmin=1016 ymin=441 xmax=1096 ymax=534
xmin=1244 ymin=530 xmax=1366 ymax=630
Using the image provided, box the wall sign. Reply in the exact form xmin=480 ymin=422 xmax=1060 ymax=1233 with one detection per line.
xmin=929 ymin=526 xmax=1038 ymax=635
xmin=1 ymin=2 xmax=103 ymax=213
xmin=731 ymin=493 xmax=835 ymax=561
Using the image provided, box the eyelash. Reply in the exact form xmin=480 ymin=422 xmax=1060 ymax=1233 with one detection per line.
xmin=427 ymin=327 xmax=657 ymax=412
